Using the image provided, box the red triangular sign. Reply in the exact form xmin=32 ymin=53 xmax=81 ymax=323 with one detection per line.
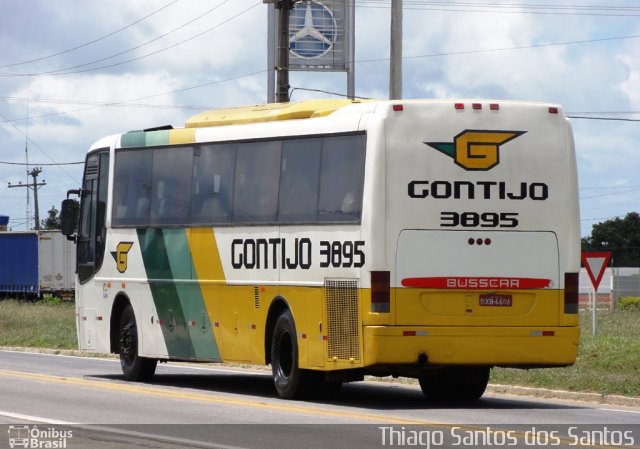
xmin=581 ymin=251 xmax=612 ymax=290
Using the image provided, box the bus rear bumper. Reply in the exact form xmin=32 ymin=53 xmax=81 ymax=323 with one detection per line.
xmin=362 ymin=325 xmax=580 ymax=367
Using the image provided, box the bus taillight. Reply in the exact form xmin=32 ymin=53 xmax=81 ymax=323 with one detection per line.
xmin=564 ymin=272 xmax=579 ymax=314
xmin=371 ymin=271 xmax=390 ymax=313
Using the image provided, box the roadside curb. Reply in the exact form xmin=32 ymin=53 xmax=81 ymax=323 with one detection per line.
xmin=3 ymin=346 xmax=639 ymax=408
xmin=0 ymin=346 xmax=117 ymax=359
xmin=487 ymin=384 xmax=640 ymax=408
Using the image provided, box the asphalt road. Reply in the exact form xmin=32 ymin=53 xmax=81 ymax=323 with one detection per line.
xmin=0 ymin=350 xmax=638 ymax=449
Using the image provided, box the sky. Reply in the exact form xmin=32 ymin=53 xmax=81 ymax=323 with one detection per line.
xmin=0 ymin=0 xmax=639 ymax=236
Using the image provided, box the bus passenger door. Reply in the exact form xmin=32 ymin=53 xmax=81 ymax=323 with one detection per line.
xmin=76 ymin=151 xmax=109 ymax=352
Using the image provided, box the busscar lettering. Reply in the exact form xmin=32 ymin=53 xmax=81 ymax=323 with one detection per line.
xmin=448 ymin=278 xmax=520 ymax=288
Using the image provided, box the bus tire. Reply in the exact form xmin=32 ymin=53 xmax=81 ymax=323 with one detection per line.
xmin=119 ymin=304 xmax=157 ymax=382
xmin=419 ymin=367 xmax=490 ymax=401
xmin=271 ymin=309 xmax=314 ymax=399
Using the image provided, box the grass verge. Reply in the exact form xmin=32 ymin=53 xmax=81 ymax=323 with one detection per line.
xmin=0 ymin=299 xmax=77 ymax=350
xmin=492 ymin=309 xmax=640 ymax=397
xmin=0 ymin=300 xmax=638 ymax=397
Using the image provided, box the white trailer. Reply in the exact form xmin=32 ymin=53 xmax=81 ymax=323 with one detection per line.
xmin=38 ymin=230 xmax=75 ymax=296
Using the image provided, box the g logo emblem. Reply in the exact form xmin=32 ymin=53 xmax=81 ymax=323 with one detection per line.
xmin=426 ymin=130 xmax=525 ymax=171
xmin=111 ymin=242 xmax=134 ymax=273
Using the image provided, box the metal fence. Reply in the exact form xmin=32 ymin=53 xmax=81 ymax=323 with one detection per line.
xmin=611 ymin=267 xmax=640 ymax=303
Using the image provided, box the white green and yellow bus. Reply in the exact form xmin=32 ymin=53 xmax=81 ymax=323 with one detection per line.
xmin=61 ymin=98 xmax=581 ymax=400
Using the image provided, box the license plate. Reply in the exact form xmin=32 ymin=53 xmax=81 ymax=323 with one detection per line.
xmin=479 ymin=294 xmax=513 ymax=307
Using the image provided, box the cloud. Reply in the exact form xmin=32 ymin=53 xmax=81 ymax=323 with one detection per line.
xmin=618 ymin=50 xmax=640 ymax=110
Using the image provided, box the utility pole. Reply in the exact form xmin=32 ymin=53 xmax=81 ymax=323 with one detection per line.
xmin=8 ymin=167 xmax=46 ymax=230
xmin=275 ymin=0 xmax=297 ymax=103
xmin=389 ymin=0 xmax=403 ymax=99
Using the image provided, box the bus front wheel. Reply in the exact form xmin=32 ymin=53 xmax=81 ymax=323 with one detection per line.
xmin=419 ymin=367 xmax=490 ymax=401
xmin=119 ymin=304 xmax=157 ymax=382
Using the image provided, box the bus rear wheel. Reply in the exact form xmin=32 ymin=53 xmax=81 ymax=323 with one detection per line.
xmin=419 ymin=367 xmax=490 ymax=401
xmin=271 ymin=310 xmax=316 ymax=399
xmin=119 ymin=304 xmax=157 ymax=382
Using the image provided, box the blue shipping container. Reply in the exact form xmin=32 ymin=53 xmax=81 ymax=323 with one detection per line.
xmin=0 ymin=232 xmax=39 ymax=294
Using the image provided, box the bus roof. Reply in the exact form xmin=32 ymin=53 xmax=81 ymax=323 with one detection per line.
xmin=185 ymin=99 xmax=368 ymax=128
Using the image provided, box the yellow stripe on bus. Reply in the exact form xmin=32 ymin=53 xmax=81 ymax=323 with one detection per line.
xmin=187 ymin=228 xmax=226 ymax=282
xmin=169 ymin=128 xmax=196 ymax=145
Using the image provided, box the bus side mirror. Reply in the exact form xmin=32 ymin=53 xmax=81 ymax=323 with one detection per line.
xmin=61 ymin=198 xmax=78 ymax=241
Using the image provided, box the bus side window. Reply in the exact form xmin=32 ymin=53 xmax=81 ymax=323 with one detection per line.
xmin=233 ymin=141 xmax=281 ymax=224
xmin=191 ymin=143 xmax=236 ymax=225
xmin=113 ymin=149 xmax=152 ymax=226
xmin=317 ymin=134 xmax=366 ymax=222
xmin=150 ymin=147 xmax=193 ymax=225
xmin=278 ymin=138 xmax=321 ymax=224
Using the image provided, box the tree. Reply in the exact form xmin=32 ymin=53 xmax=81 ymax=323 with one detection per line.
xmin=41 ymin=205 xmax=61 ymax=230
xmin=581 ymin=212 xmax=640 ymax=267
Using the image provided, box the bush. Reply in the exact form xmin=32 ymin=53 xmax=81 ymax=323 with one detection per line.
xmin=618 ymin=296 xmax=640 ymax=310
xmin=42 ymin=295 xmax=62 ymax=305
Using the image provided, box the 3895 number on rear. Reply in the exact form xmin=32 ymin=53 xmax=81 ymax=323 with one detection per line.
xmin=441 ymin=211 xmax=519 ymax=228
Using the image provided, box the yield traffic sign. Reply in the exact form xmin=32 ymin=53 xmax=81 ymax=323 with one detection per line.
xmin=581 ymin=251 xmax=612 ymax=290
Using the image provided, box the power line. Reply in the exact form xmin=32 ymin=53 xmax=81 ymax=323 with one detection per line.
xmin=567 ymin=115 xmax=640 ymax=122
xmin=581 ymin=215 xmax=626 ymax=222
xmin=357 ymin=34 xmax=640 ymax=64
xmin=0 ymin=1 xmax=262 ymax=78
xmin=568 ymin=111 xmax=640 ymax=115
xmin=27 ymin=0 xmax=236 ymax=77
xmin=0 ymin=110 xmax=78 ymax=183
xmin=0 ymin=161 xmax=83 ymax=166
xmin=355 ymin=0 xmax=640 ymax=16
xmin=0 ymin=96 xmax=211 ymax=111
xmin=0 ymin=0 xmax=180 ymax=69
xmin=581 ymin=185 xmax=640 ymax=190
xmin=580 ymin=188 xmax=640 ymax=200
xmin=582 ymin=198 xmax=640 ymax=211
xmin=0 ymin=69 xmax=267 ymax=124
xmin=358 ymin=0 xmax=640 ymax=10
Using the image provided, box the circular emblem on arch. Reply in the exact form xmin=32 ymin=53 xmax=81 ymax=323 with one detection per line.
xmin=289 ymin=1 xmax=337 ymax=59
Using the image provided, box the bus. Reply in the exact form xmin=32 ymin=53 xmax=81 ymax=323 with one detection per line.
xmin=61 ymin=98 xmax=581 ymax=400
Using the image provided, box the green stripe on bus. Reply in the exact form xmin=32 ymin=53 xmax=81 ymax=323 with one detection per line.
xmin=137 ymin=228 xmax=193 ymax=359
xmin=121 ymin=130 xmax=170 ymax=148
xmin=162 ymin=229 xmax=221 ymax=361
xmin=146 ymin=130 xmax=170 ymax=147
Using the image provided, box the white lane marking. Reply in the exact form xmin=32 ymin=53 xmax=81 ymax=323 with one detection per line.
xmin=0 ymin=410 xmax=76 ymax=425
xmin=599 ymin=408 xmax=640 ymax=414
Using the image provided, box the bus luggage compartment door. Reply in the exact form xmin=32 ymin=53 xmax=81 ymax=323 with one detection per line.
xmin=395 ymin=230 xmax=561 ymax=327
